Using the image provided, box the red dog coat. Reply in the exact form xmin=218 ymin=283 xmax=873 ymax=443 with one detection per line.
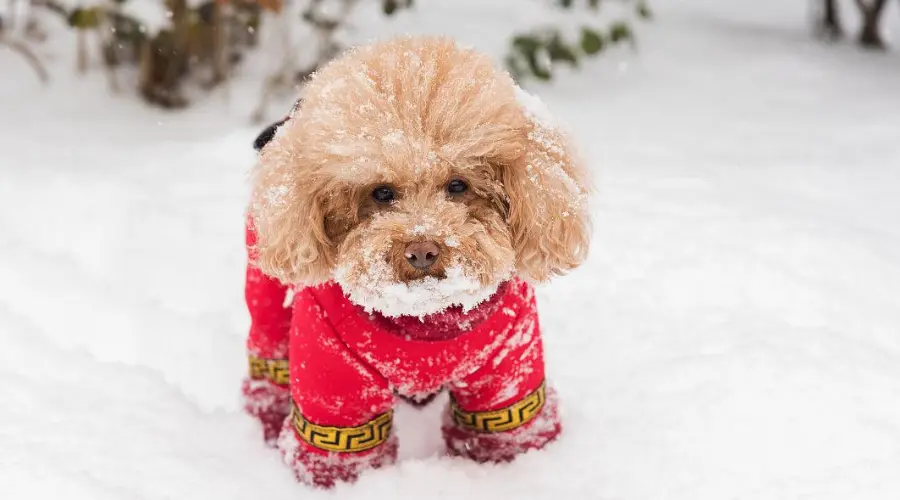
xmin=242 ymin=220 xmax=561 ymax=487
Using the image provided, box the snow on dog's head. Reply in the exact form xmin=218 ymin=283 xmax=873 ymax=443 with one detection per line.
xmin=250 ymin=36 xmax=590 ymax=316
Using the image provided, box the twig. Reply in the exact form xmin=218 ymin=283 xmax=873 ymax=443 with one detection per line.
xmin=852 ymin=0 xmax=888 ymax=15
xmin=0 ymin=35 xmax=50 ymax=83
xmin=298 ymin=0 xmax=360 ymax=79
xmin=251 ymin=0 xmax=361 ymax=122
xmin=251 ymin=8 xmax=296 ymax=122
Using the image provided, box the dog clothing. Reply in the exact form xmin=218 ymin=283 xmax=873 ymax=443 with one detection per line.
xmin=242 ymin=220 xmax=562 ymax=487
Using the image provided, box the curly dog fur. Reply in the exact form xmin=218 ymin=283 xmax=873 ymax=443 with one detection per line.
xmin=249 ymin=36 xmax=590 ymax=301
xmin=242 ymin=35 xmax=593 ymax=487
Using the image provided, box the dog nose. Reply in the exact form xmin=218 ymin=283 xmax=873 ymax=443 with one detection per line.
xmin=405 ymin=241 xmax=440 ymax=270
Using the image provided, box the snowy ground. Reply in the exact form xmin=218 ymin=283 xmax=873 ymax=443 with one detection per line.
xmin=3 ymin=1 xmax=900 ymax=499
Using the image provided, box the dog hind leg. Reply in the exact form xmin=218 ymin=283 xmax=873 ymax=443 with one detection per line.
xmin=242 ymin=216 xmax=293 ymax=445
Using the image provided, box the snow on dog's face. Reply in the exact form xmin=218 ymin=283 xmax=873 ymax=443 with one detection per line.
xmin=250 ymin=36 xmax=590 ymax=317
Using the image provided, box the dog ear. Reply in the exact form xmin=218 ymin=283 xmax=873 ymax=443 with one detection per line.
xmin=253 ymin=100 xmax=302 ymax=152
xmin=248 ymin=117 xmax=335 ymax=285
xmin=501 ymin=88 xmax=591 ymax=282
xmin=253 ymin=118 xmax=287 ymax=152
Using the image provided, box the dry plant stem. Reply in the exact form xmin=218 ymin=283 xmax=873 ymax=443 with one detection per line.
xmin=212 ymin=2 xmax=229 ymax=85
xmin=854 ymin=0 xmax=889 ymax=48
xmin=138 ymin=39 xmax=153 ymax=97
xmin=98 ymin=17 xmax=120 ymax=93
xmin=0 ymin=35 xmax=50 ymax=83
xmin=817 ymin=0 xmax=843 ymax=39
xmin=252 ymin=0 xmax=360 ymax=122
xmin=252 ymin=8 xmax=296 ymax=122
xmin=6 ymin=0 xmax=18 ymax=32
xmin=300 ymin=0 xmax=360 ymax=79
xmin=76 ymin=28 xmax=87 ymax=73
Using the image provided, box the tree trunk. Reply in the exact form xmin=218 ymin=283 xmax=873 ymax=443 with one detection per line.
xmin=170 ymin=0 xmax=190 ymax=76
xmin=820 ymin=0 xmax=843 ymax=39
xmin=857 ymin=0 xmax=888 ymax=49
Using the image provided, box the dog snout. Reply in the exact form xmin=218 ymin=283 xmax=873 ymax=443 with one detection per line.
xmin=405 ymin=241 xmax=440 ymax=270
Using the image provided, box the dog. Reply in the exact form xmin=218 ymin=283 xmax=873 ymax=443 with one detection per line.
xmin=241 ymin=36 xmax=590 ymax=488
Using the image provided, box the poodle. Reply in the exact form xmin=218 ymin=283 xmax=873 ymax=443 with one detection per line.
xmin=241 ymin=35 xmax=590 ymax=488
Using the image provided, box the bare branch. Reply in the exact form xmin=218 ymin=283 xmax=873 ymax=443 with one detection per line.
xmin=252 ymin=0 xmax=362 ymax=121
xmin=0 ymin=36 xmax=50 ymax=83
xmin=857 ymin=0 xmax=889 ymax=48
xmin=296 ymin=0 xmax=361 ymax=81
xmin=853 ymin=0 xmax=888 ymax=14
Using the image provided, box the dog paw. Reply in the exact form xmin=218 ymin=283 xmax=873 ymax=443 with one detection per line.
xmin=241 ymin=378 xmax=290 ymax=446
xmin=442 ymin=388 xmax=562 ymax=462
xmin=277 ymin=420 xmax=398 ymax=488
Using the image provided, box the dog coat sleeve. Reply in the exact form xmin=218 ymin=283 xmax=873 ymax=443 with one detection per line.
xmin=288 ymin=287 xmax=394 ymax=432
xmin=244 ymin=215 xmax=292 ymax=365
xmin=278 ymin=288 xmax=397 ymax=486
xmin=442 ymin=282 xmax=562 ymax=461
xmin=242 ymin=215 xmax=294 ymax=443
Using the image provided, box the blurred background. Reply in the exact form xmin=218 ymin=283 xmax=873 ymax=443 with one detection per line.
xmin=2 ymin=2 xmax=900 ymax=500
xmin=2 ymin=0 xmax=899 ymax=165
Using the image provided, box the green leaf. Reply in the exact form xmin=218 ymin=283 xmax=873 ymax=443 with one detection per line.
xmin=382 ymin=0 xmax=398 ymax=15
xmin=505 ymin=54 xmax=525 ymax=82
xmin=609 ymin=22 xmax=634 ymax=44
xmin=512 ymin=35 xmax=542 ymax=55
xmin=588 ymin=0 xmax=600 ymax=10
xmin=67 ymin=9 xmax=80 ymax=27
xmin=547 ymin=35 xmax=579 ymax=66
xmin=69 ymin=7 xmax=101 ymax=29
xmin=636 ymin=2 xmax=652 ymax=20
xmin=580 ymin=27 xmax=605 ymax=55
xmin=526 ymin=50 xmax=551 ymax=81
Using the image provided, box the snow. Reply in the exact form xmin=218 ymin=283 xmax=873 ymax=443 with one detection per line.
xmin=118 ymin=1 xmax=211 ymax=35
xmin=3 ymin=0 xmax=900 ymax=499
xmin=514 ymin=85 xmax=558 ymax=131
xmin=336 ymin=260 xmax=503 ymax=318
xmin=120 ymin=0 xmax=171 ymax=35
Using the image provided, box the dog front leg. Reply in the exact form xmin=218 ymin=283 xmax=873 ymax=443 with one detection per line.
xmin=443 ymin=380 xmax=561 ymax=463
xmin=278 ymin=289 xmax=397 ymax=487
xmin=443 ymin=306 xmax=562 ymax=462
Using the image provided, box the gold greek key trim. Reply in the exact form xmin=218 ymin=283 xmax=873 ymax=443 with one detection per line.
xmin=248 ymin=355 xmax=289 ymax=386
xmin=450 ymin=381 xmax=546 ymax=433
xmin=290 ymin=403 xmax=393 ymax=453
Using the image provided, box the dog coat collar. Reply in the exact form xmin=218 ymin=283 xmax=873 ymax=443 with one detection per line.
xmin=365 ymin=281 xmax=513 ymax=341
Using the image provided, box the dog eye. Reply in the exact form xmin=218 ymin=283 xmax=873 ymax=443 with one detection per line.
xmin=372 ymin=186 xmax=395 ymax=203
xmin=447 ymin=179 xmax=468 ymax=195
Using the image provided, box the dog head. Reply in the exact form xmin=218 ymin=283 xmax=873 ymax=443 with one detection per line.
xmin=250 ymin=36 xmax=589 ymax=317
